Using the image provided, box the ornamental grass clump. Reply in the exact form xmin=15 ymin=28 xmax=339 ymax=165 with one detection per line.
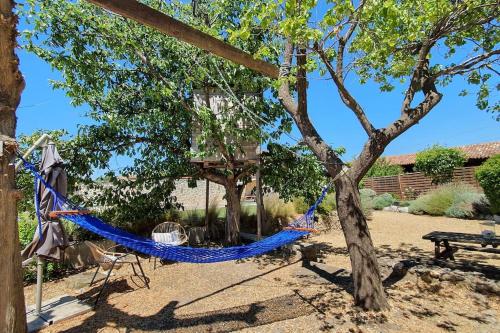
xmin=409 ymin=183 xmax=486 ymax=218
xmin=263 ymin=193 xmax=296 ymax=225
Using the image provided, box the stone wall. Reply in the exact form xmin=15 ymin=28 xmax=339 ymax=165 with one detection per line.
xmin=172 ymin=178 xmax=227 ymax=210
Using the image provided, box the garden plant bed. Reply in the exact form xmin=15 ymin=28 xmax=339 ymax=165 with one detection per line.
xmin=25 ymin=212 xmax=499 ymax=333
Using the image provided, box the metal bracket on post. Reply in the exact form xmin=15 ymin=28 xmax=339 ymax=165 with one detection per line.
xmin=14 ymin=133 xmax=51 ymax=172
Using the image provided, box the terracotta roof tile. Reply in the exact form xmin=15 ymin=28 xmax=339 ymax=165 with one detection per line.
xmin=384 ymin=142 xmax=500 ymax=166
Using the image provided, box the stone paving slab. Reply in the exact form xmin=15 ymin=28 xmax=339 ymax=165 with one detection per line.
xmin=26 ymin=294 xmax=93 ymax=332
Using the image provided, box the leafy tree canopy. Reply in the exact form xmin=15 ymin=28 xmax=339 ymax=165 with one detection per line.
xmin=415 ymin=145 xmax=467 ymax=184
xmin=261 ymin=143 xmax=345 ymax=204
xmin=21 ymin=0 xmax=291 ymax=228
xmin=365 ymin=157 xmax=403 ymax=178
xmin=230 ymin=0 xmax=499 ymax=119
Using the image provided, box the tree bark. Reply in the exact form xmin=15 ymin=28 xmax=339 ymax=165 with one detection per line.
xmin=0 ymin=0 xmax=27 ymax=331
xmin=335 ymin=174 xmax=389 ymax=311
xmin=224 ymin=178 xmax=241 ymax=245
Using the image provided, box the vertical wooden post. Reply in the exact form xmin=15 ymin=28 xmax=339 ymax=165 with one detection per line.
xmin=255 ymin=162 xmax=263 ymax=240
xmin=0 ymin=0 xmax=27 ymax=331
xmin=204 ymin=179 xmax=209 ymax=228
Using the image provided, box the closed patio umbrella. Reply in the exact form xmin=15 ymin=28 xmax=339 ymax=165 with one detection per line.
xmin=21 ymin=142 xmax=69 ymax=314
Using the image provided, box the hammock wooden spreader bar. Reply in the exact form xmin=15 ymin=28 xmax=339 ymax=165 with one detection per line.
xmin=48 ymin=210 xmax=91 ymax=219
xmin=86 ymin=0 xmax=280 ymax=79
xmin=283 ymin=227 xmax=319 ymax=233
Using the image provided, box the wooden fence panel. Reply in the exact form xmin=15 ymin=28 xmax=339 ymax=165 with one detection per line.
xmin=364 ymin=167 xmax=482 ymax=199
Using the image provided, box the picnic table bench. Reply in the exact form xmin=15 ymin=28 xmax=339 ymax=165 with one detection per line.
xmin=422 ymin=231 xmax=500 ymax=260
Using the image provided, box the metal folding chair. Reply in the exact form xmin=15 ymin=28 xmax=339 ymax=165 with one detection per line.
xmin=85 ymin=241 xmax=149 ymax=306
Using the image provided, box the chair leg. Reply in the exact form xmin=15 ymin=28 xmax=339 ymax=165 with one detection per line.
xmin=154 ymin=257 xmax=157 ymax=270
xmin=131 ymin=263 xmax=138 ymax=276
xmin=89 ymin=265 xmax=100 ymax=286
xmin=94 ymin=260 xmax=117 ymax=307
xmin=135 ymin=255 xmax=149 ymax=289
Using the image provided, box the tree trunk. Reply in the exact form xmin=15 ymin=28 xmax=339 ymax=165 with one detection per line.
xmin=224 ymin=179 xmax=241 ymax=245
xmin=335 ymin=174 xmax=389 ymax=311
xmin=0 ymin=0 xmax=27 ymax=331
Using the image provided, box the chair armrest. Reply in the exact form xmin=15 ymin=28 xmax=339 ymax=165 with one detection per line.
xmin=103 ymin=252 xmax=130 ymax=261
xmin=106 ymin=244 xmax=128 ymax=253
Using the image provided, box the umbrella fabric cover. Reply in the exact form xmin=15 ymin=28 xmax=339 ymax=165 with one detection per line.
xmin=21 ymin=144 xmax=69 ymax=261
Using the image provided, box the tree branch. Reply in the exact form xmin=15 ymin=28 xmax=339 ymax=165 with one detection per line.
xmin=278 ymin=41 xmax=343 ymax=177
xmin=316 ymin=46 xmax=374 ymax=136
xmin=431 ymin=49 xmax=500 ymax=79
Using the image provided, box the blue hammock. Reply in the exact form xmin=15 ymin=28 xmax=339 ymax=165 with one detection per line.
xmin=21 ymin=157 xmax=328 ymax=263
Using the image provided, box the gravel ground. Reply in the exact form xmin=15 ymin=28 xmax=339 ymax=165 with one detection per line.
xmin=26 ymin=211 xmax=499 ymax=333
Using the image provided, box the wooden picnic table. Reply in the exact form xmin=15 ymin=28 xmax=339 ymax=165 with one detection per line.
xmin=422 ymin=231 xmax=500 ymax=260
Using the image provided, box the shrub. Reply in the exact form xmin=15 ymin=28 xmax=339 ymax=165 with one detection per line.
xmin=359 ymin=189 xmax=374 ymax=219
xmin=372 ymin=193 xmax=395 ymax=210
xmin=365 ymin=158 xmax=403 ymax=178
xmin=409 ymin=183 xmax=485 ymax=217
xmin=18 ymin=212 xmax=37 ymax=248
xmin=292 ymin=197 xmax=309 ymax=214
xmin=415 ymin=145 xmax=466 ymax=184
xmin=475 ymin=154 xmax=500 ymax=214
xmin=318 ymin=192 xmax=336 ymax=215
xmin=165 ymin=208 xmax=181 ymax=223
xmin=445 ymin=191 xmax=485 ymax=218
xmin=359 ymin=188 xmax=376 ymax=199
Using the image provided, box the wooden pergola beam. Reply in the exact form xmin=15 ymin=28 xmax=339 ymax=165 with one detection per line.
xmin=86 ymin=0 xmax=280 ymax=79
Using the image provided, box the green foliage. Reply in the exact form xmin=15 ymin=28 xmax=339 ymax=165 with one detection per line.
xmin=359 ymin=190 xmax=374 ymax=220
xmin=164 ymin=208 xmax=182 ymax=223
xmin=372 ymin=193 xmax=396 ymax=210
xmin=18 ymin=212 xmax=75 ymax=283
xmin=17 ymin=130 xmax=93 ymax=214
xmin=445 ymin=191 xmax=486 ymax=218
xmin=415 ymin=145 xmax=467 ymax=184
xmin=232 ymin=0 xmax=499 ymax=118
xmin=318 ymin=192 xmax=337 ymax=215
xmin=21 ymin=0 xmax=289 ymax=234
xmin=359 ymin=188 xmax=376 ymax=199
xmin=475 ymin=154 xmax=500 ymax=214
xmin=18 ymin=212 xmax=37 ymax=248
xmin=23 ymin=261 xmax=73 ymax=284
xmin=409 ymin=183 xmax=486 ymax=217
xmin=261 ymin=143 xmax=330 ymax=205
xmin=365 ymin=158 xmax=403 ymax=178
xmin=292 ymin=197 xmax=309 ymax=214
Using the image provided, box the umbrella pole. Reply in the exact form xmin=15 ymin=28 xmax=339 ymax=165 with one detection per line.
xmin=35 ymin=256 xmax=44 ymax=314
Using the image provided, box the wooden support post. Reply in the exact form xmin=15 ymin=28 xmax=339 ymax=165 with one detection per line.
xmin=205 ymin=179 xmax=209 ymax=229
xmin=86 ymin=0 xmax=279 ymax=78
xmin=0 ymin=147 xmax=27 ymax=332
xmin=0 ymin=0 xmax=28 ymax=331
xmin=255 ymin=163 xmax=263 ymax=240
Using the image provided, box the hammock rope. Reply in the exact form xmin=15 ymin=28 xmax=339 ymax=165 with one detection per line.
xmin=20 ymin=156 xmax=329 ymax=263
